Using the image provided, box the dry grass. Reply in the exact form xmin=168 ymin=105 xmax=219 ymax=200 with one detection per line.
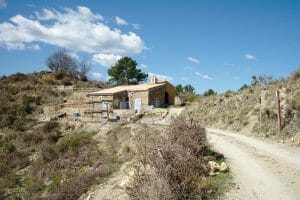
xmin=127 ymin=117 xmax=209 ymax=200
xmin=0 ymin=71 xmax=108 ymax=199
xmin=183 ymin=73 xmax=300 ymax=138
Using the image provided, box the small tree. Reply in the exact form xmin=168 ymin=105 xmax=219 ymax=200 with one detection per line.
xmin=175 ymin=84 xmax=183 ymax=95
xmin=239 ymin=84 xmax=250 ymax=91
xmin=183 ymin=84 xmax=195 ymax=94
xmin=176 ymin=84 xmax=195 ymax=95
xmin=46 ymin=49 xmax=78 ymax=78
xmin=108 ymin=57 xmax=147 ymax=85
xmin=78 ymin=58 xmax=90 ymax=81
xmin=251 ymin=75 xmax=259 ymax=86
xmin=203 ymin=89 xmax=217 ymax=96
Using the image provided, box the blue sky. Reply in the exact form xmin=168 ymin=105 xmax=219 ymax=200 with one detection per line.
xmin=0 ymin=0 xmax=299 ymax=93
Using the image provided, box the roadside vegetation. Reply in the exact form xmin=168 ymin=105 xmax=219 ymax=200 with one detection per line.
xmin=183 ymin=69 xmax=300 ymax=141
xmin=127 ymin=116 xmax=229 ymax=200
xmin=175 ymin=84 xmax=198 ymax=102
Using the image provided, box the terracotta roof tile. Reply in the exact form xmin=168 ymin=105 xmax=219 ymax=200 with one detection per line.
xmin=88 ymin=82 xmax=166 ymax=95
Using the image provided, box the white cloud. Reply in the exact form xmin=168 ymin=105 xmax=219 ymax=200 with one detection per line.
xmin=0 ymin=0 xmax=6 ymax=9
xmin=92 ymin=53 xmax=121 ymax=68
xmin=148 ymin=72 xmax=172 ymax=81
xmin=35 ymin=7 xmax=103 ymax=22
xmin=88 ymin=71 xmax=103 ymax=79
xmin=195 ymin=72 xmax=212 ymax=80
xmin=28 ymin=44 xmax=40 ymax=50
xmin=132 ymin=24 xmax=140 ymax=30
xmin=245 ymin=53 xmax=257 ymax=60
xmin=68 ymin=51 xmax=79 ymax=59
xmin=187 ymin=56 xmax=200 ymax=64
xmin=0 ymin=6 xmax=145 ymax=56
xmin=5 ymin=42 xmax=26 ymax=50
xmin=140 ymin=63 xmax=148 ymax=69
xmin=115 ymin=16 xmax=128 ymax=25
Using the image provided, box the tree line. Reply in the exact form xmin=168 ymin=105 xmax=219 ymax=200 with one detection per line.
xmin=47 ymin=50 xmax=90 ymax=81
xmin=46 ymin=50 xmax=148 ymax=84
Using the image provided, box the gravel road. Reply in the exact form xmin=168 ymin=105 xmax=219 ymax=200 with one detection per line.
xmin=207 ymin=128 xmax=300 ymax=200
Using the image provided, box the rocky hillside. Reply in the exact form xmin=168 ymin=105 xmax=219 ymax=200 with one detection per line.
xmin=0 ymin=71 xmax=106 ymax=199
xmin=0 ymin=71 xmax=225 ymax=200
xmin=183 ymin=70 xmax=300 ymax=144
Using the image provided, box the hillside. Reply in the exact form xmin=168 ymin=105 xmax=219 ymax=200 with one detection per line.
xmin=0 ymin=71 xmax=225 ymax=200
xmin=183 ymin=70 xmax=300 ymax=144
xmin=0 ymin=71 xmax=107 ymax=199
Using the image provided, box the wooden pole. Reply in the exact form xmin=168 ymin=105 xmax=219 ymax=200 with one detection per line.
xmin=259 ymin=96 xmax=262 ymax=131
xmin=276 ymin=91 xmax=282 ymax=132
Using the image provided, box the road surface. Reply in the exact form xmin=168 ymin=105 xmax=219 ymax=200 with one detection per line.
xmin=207 ymin=128 xmax=300 ymax=200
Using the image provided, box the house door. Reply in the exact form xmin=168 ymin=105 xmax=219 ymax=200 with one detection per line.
xmin=165 ymin=92 xmax=169 ymax=104
xmin=134 ymin=99 xmax=142 ymax=111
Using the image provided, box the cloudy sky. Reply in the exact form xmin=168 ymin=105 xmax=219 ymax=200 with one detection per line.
xmin=0 ymin=0 xmax=300 ymax=93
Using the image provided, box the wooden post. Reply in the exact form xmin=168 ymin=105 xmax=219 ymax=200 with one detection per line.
xmin=276 ymin=91 xmax=282 ymax=132
xmin=259 ymin=96 xmax=262 ymax=131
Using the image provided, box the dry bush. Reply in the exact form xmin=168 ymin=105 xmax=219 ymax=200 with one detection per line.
xmin=47 ymin=167 xmax=110 ymax=200
xmin=128 ymin=117 xmax=209 ymax=200
xmin=291 ymin=68 xmax=300 ymax=80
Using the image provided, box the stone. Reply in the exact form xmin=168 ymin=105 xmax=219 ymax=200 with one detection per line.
xmin=220 ymin=162 xmax=229 ymax=172
xmin=207 ymin=161 xmax=220 ymax=172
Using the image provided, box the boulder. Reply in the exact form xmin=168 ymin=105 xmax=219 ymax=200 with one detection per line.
xmin=220 ymin=162 xmax=229 ymax=172
xmin=207 ymin=161 xmax=220 ymax=172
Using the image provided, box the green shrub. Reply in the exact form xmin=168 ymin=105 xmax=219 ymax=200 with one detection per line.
xmin=56 ymin=130 xmax=93 ymax=154
xmin=224 ymin=90 xmax=234 ymax=97
xmin=0 ymin=114 xmax=16 ymax=128
xmin=42 ymin=121 xmax=60 ymax=133
xmin=40 ymin=142 xmax=58 ymax=162
xmin=54 ymin=71 xmax=66 ymax=80
xmin=185 ymin=93 xmax=198 ymax=102
xmin=238 ymin=84 xmax=250 ymax=91
xmin=62 ymin=77 xmax=72 ymax=86
xmin=291 ymin=68 xmax=300 ymax=80
xmin=12 ymin=118 xmax=26 ymax=131
xmin=22 ymin=131 xmax=43 ymax=145
xmin=204 ymin=89 xmax=217 ymax=96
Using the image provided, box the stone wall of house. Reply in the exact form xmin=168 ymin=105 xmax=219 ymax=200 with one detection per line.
xmin=129 ymin=91 xmax=149 ymax=111
xmin=113 ymin=91 xmax=128 ymax=109
xmin=148 ymin=86 xmax=166 ymax=108
xmin=165 ymin=83 xmax=175 ymax=105
xmin=88 ymin=95 xmax=113 ymax=102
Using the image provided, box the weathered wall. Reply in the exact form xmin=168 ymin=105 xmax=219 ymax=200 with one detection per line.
xmin=88 ymin=95 xmax=113 ymax=102
xmin=129 ymin=91 xmax=149 ymax=111
xmin=165 ymin=83 xmax=175 ymax=105
xmin=148 ymin=86 xmax=166 ymax=108
xmin=113 ymin=91 xmax=128 ymax=109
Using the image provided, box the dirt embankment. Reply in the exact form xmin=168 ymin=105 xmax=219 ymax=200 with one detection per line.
xmin=183 ymin=74 xmax=300 ymax=144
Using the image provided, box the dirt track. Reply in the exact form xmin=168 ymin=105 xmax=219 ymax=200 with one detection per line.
xmin=207 ymin=128 xmax=300 ymax=200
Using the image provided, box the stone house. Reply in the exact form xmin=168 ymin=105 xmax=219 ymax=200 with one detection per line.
xmin=87 ymin=77 xmax=175 ymax=112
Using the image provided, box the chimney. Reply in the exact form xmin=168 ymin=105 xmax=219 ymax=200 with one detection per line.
xmin=150 ymin=76 xmax=158 ymax=84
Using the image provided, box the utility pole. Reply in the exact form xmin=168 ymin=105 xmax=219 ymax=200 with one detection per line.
xmin=276 ymin=90 xmax=282 ymax=133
